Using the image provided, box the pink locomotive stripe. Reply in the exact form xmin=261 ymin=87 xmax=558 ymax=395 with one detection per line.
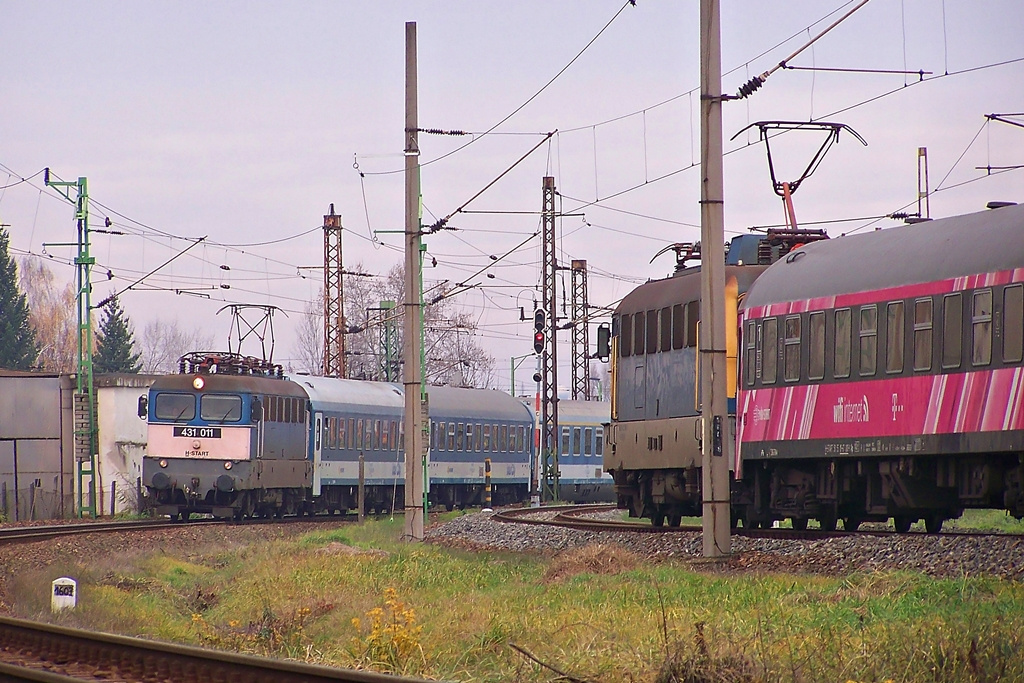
xmin=737 ymin=366 xmax=1024 ymax=444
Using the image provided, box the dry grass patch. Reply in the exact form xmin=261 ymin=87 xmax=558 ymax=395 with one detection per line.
xmin=315 ymin=542 xmax=389 ymax=558
xmin=542 ymin=543 xmax=640 ymax=584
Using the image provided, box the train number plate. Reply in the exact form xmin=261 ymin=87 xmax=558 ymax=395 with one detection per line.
xmin=173 ymin=426 xmax=222 ymax=439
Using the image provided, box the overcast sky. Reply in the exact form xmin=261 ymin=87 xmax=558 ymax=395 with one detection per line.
xmin=2 ymin=1 xmax=1022 ymax=392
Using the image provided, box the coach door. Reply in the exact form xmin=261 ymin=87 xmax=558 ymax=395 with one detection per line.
xmin=313 ymin=412 xmax=323 ymax=496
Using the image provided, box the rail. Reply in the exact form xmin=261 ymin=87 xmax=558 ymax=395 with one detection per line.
xmin=0 ymin=616 xmax=441 ymax=682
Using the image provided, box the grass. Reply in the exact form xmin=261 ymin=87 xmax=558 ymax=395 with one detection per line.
xmin=15 ymin=511 xmax=1024 ymax=682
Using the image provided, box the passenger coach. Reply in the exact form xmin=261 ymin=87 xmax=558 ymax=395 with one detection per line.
xmin=736 ymin=202 xmax=1024 ymax=532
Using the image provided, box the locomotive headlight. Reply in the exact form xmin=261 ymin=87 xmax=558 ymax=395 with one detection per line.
xmin=192 ymin=376 xmax=205 ymax=390
xmin=223 ymin=461 xmax=233 ymax=470
xmin=159 ymin=459 xmax=168 ymax=468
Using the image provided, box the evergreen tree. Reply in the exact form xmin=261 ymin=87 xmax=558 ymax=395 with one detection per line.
xmin=0 ymin=227 xmax=39 ymax=370
xmin=94 ymin=295 xmax=142 ymax=373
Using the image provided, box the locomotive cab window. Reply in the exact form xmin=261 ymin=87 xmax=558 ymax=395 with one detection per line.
xmin=154 ymin=393 xmax=195 ymax=421
xmin=1004 ymin=284 xmax=1024 ymax=364
xmin=859 ymin=305 xmax=877 ymax=377
xmin=200 ymin=394 xmax=242 ymax=422
xmin=914 ymin=298 xmax=933 ymax=372
xmin=972 ymin=289 xmax=993 ymax=366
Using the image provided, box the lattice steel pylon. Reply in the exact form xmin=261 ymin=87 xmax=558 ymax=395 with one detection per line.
xmin=569 ymin=259 xmax=591 ymax=400
xmin=44 ymin=172 xmax=97 ymax=518
xmin=540 ymin=176 xmax=560 ymax=501
xmin=323 ymin=205 xmax=346 ymax=378
xmin=377 ymin=300 xmax=399 ymax=381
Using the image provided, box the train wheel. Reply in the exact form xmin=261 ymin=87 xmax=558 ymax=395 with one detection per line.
xmin=668 ymin=514 xmax=682 ymax=528
xmin=791 ymin=518 xmax=808 ymax=531
xmin=651 ymin=511 xmax=666 ymax=528
xmin=842 ymin=516 xmax=862 ymax=532
xmin=742 ymin=507 xmax=760 ymax=529
xmin=894 ymin=516 xmax=913 ymax=533
xmin=925 ymin=515 xmax=944 ymax=534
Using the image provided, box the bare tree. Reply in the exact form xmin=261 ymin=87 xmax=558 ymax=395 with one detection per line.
xmin=139 ymin=319 xmax=214 ymax=374
xmin=291 ymin=290 xmax=324 ymax=374
xmin=19 ymin=259 xmax=77 ymax=372
xmin=335 ymin=261 xmax=495 ymax=388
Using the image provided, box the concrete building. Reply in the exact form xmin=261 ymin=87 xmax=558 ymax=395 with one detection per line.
xmin=0 ymin=370 xmax=158 ymax=520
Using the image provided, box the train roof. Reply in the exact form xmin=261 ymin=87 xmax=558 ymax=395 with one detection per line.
xmin=743 ymin=203 xmax=1024 ymax=309
xmin=295 ymin=375 xmax=404 ymax=412
xmin=617 ymin=264 xmax=768 ymax=316
xmin=426 ymin=385 xmax=535 ymax=423
xmin=149 ymin=373 xmax=307 ymax=397
xmin=556 ymin=399 xmax=610 ymax=423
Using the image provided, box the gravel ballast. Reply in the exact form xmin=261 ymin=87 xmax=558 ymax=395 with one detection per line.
xmin=425 ymin=510 xmax=1024 ymax=580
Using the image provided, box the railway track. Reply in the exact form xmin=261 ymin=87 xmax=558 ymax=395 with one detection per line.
xmin=492 ymin=504 xmax=1024 ymax=542
xmin=0 ymin=519 xmax=223 ymax=546
xmin=0 ymin=615 xmax=438 ymax=682
xmin=0 ymin=513 xmax=361 ymax=546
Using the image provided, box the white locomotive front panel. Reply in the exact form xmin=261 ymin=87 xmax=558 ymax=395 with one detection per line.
xmin=148 ymin=423 xmax=253 ymax=460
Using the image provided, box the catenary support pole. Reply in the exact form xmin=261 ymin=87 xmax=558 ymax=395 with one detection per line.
xmin=403 ymin=21 xmax=425 ymax=541
xmin=699 ymin=0 xmax=731 ymax=558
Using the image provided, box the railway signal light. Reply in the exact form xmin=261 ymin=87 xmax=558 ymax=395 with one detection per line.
xmin=533 ymin=308 xmax=546 ymax=354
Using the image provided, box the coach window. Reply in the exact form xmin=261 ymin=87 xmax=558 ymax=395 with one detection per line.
xmin=784 ymin=316 xmax=801 ymax=382
xmin=201 ymin=394 xmax=242 ymax=422
xmin=561 ymin=426 xmax=571 ymax=455
xmin=659 ymin=307 xmax=672 ymax=352
xmin=447 ymin=422 xmax=456 ymax=451
xmin=325 ymin=417 xmax=334 ymax=449
xmin=390 ymin=421 xmax=398 ymax=450
xmin=595 ymin=426 xmax=604 ymax=456
xmin=482 ymin=424 xmax=491 ymax=451
xmin=808 ymin=312 xmax=825 ymax=381
xmin=456 ymin=422 xmax=465 ymax=451
xmin=914 ymin=298 xmax=933 ymax=371
xmin=673 ymin=304 xmax=685 ymax=350
xmin=686 ymin=300 xmax=700 ymax=347
xmin=745 ymin=320 xmax=757 ymax=386
xmin=972 ymin=289 xmax=993 ymax=366
xmin=369 ymin=420 xmax=377 ymax=450
xmin=1004 ymin=284 xmax=1024 ymax=363
xmin=834 ymin=309 xmax=852 ymax=379
xmin=476 ymin=423 xmax=484 ymax=451
xmin=634 ymin=311 xmax=646 ymax=355
xmin=942 ymin=293 xmax=963 ymax=369
xmin=620 ymin=314 xmax=632 ymax=357
xmin=886 ymin=302 xmax=905 ymax=374
xmin=583 ymin=427 xmax=593 ymax=455
xmin=762 ymin=317 xmax=778 ymax=384
xmin=154 ymin=393 xmax=195 ymax=421
xmin=859 ymin=305 xmax=877 ymax=376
